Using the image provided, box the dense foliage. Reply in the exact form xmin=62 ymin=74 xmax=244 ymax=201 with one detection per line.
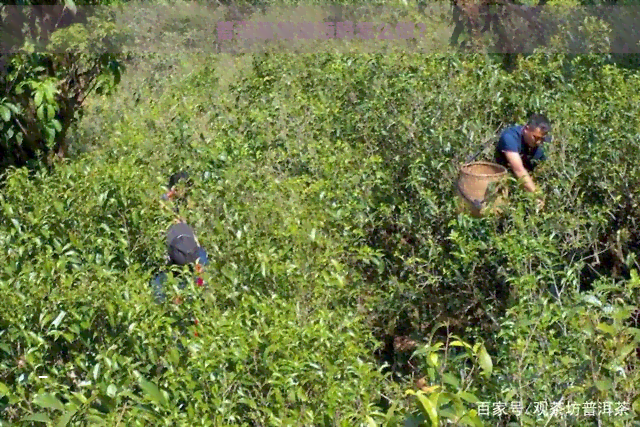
xmin=0 ymin=0 xmax=126 ymax=169
xmin=1 ymin=0 xmax=640 ymax=426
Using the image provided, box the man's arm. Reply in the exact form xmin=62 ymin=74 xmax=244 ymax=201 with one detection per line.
xmin=503 ymin=150 xmax=537 ymax=193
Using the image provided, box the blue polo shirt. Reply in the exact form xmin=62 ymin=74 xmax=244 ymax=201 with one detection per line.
xmin=495 ymin=125 xmax=546 ymax=173
xmin=150 ymin=247 xmax=209 ymax=304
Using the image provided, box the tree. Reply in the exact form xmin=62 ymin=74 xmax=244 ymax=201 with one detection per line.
xmin=0 ymin=0 xmax=127 ymax=172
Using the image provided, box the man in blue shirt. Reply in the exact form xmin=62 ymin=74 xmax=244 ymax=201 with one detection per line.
xmin=495 ymin=113 xmax=551 ymax=196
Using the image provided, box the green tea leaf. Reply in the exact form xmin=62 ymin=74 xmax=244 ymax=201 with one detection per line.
xmin=477 ymin=344 xmax=492 ymax=377
xmin=464 ymin=410 xmax=485 ymax=427
xmin=458 ymin=391 xmax=479 ymax=403
xmin=0 ymin=382 xmax=10 ymax=397
xmin=442 ymin=373 xmax=460 ymax=388
xmin=34 ymin=393 xmax=65 ymax=411
xmin=107 ymin=384 xmax=117 ymax=398
xmin=596 ymin=323 xmax=616 ymax=336
xmin=449 ymin=340 xmax=472 ymax=348
xmin=22 ymin=413 xmax=52 ymax=423
xmin=35 ymin=91 xmax=43 ymax=107
xmin=0 ymin=105 xmax=10 ymax=121
xmin=51 ymin=311 xmax=66 ymax=328
xmin=139 ymin=377 xmax=167 ymax=406
xmin=595 ymin=379 xmax=612 ymax=391
xmin=415 ymin=391 xmax=439 ymax=427
xmin=56 ymin=409 xmax=78 ymax=427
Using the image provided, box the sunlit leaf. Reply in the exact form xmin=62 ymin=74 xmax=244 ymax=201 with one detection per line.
xmin=477 ymin=344 xmax=492 ymax=377
xmin=34 ymin=393 xmax=65 ymax=411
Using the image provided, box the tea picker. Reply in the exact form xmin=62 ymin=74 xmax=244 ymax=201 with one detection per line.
xmin=161 ymin=170 xmax=194 ymax=215
xmin=149 ymin=222 xmax=209 ymax=352
xmin=146 ymin=170 xmax=210 ymax=354
xmin=162 ymin=171 xmax=192 ymax=201
xmin=153 ymin=170 xmax=208 ymax=305
xmin=456 ymin=114 xmax=551 ymax=216
xmin=493 ymin=114 xmax=551 ymax=200
xmin=150 ymin=222 xmax=209 ymax=305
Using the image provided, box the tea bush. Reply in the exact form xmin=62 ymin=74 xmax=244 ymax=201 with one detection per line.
xmin=1 ymin=2 xmax=640 ymax=426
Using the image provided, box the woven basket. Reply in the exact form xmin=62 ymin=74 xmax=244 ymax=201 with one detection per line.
xmin=456 ymin=161 xmax=508 ymax=217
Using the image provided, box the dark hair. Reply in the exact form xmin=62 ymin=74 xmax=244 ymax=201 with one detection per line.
xmin=168 ymin=171 xmax=191 ymax=189
xmin=527 ymin=113 xmax=551 ymax=133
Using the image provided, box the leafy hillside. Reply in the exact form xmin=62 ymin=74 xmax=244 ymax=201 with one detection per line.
xmin=1 ymin=1 xmax=640 ymax=426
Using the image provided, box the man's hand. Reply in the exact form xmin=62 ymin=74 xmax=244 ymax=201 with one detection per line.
xmin=503 ymin=151 xmax=537 ymax=193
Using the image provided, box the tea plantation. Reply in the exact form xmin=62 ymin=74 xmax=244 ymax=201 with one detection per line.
xmin=1 ymin=1 xmax=640 ymax=426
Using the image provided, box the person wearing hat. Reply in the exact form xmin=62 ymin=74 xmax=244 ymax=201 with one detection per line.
xmin=151 ymin=222 xmax=208 ymax=304
xmin=166 ymin=222 xmax=207 ymax=267
xmin=495 ymin=113 xmax=551 ymax=207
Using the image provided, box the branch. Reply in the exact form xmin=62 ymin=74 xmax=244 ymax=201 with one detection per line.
xmin=77 ymin=73 xmax=101 ymax=107
xmin=12 ymin=116 xmax=29 ymax=137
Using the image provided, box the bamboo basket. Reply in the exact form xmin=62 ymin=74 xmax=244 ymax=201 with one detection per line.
xmin=455 ymin=161 xmax=509 ymax=218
